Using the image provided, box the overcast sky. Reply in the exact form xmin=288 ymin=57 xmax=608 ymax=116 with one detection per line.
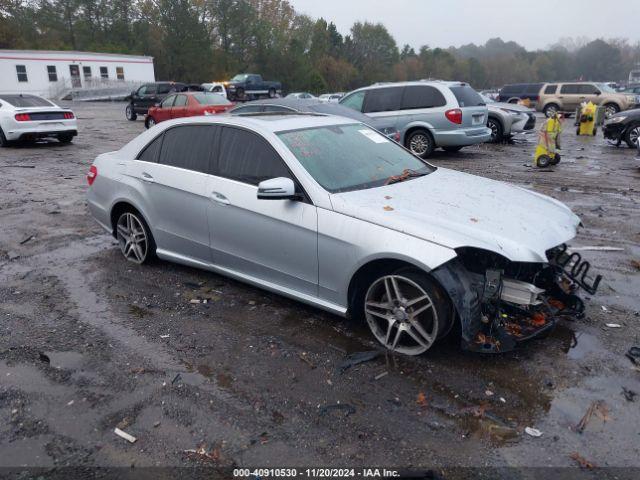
xmin=288 ymin=0 xmax=640 ymax=51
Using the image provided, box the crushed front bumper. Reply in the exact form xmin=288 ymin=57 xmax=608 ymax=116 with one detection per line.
xmin=432 ymin=244 xmax=602 ymax=353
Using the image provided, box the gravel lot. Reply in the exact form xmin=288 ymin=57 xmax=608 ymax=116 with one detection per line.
xmin=1 ymin=102 xmax=639 ymax=478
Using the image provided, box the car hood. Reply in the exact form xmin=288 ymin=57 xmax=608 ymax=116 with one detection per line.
xmin=329 ymin=168 xmax=580 ymax=263
xmin=488 ymin=102 xmax=534 ymax=113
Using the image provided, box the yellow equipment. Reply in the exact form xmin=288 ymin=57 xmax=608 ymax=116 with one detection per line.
xmin=534 ymin=113 xmax=563 ymax=168
xmin=576 ymin=101 xmax=599 ymax=136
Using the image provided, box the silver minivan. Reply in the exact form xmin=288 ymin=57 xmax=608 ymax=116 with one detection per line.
xmin=340 ymin=81 xmax=491 ymax=157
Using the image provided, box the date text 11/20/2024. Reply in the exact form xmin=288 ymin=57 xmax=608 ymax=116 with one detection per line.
xmin=233 ymin=468 xmax=405 ymax=478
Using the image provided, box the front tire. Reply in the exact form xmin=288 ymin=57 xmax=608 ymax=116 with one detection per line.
xmin=115 ymin=210 xmax=155 ymax=265
xmin=543 ymin=103 xmax=559 ymax=118
xmin=487 ymin=117 xmax=504 ymax=143
xmin=125 ymin=104 xmax=137 ymax=121
xmin=603 ymin=103 xmax=620 ymax=118
xmin=406 ymin=129 xmax=434 ymax=158
xmin=362 ymin=268 xmax=452 ymax=355
xmin=624 ymin=123 xmax=640 ymax=149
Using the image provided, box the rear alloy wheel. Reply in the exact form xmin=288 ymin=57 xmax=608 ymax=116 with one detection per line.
xmin=624 ymin=123 xmax=640 ymax=149
xmin=603 ymin=103 xmax=620 ymax=118
xmin=487 ymin=118 xmax=504 ymax=143
xmin=543 ymin=104 xmax=559 ymax=118
xmin=126 ymin=104 xmax=137 ymax=121
xmin=58 ymin=134 xmax=73 ymax=144
xmin=145 ymin=116 xmax=156 ymax=129
xmin=406 ymin=129 xmax=434 ymax=158
xmin=364 ymin=271 xmax=449 ymax=355
xmin=0 ymin=127 xmax=9 ymax=147
xmin=116 ymin=211 xmax=153 ymax=265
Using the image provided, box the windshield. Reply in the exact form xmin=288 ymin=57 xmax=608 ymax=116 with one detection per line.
xmin=0 ymin=94 xmax=54 ymax=108
xmin=231 ymin=74 xmax=248 ymax=82
xmin=277 ymin=124 xmax=434 ymax=193
xmin=193 ymin=92 xmax=231 ymax=105
xmin=597 ymin=83 xmax=616 ymax=93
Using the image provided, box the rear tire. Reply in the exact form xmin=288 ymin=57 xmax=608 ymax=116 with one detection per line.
xmin=487 ymin=117 xmax=504 ymax=143
xmin=236 ymin=88 xmax=246 ymax=101
xmin=360 ymin=267 xmax=452 ymax=356
xmin=0 ymin=127 xmax=10 ymax=147
xmin=58 ymin=134 xmax=73 ymax=144
xmin=115 ymin=209 xmax=156 ymax=265
xmin=624 ymin=123 xmax=640 ymax=149
xmin=126 ymin=104 xmax=137 ymax=121
xmin=268 ymin=88 xmax=276 ymax=98
xmin=406 ymin=129 xmax=434 ymax=158
xmin=145 ymin=116 xmax=156 ymax=129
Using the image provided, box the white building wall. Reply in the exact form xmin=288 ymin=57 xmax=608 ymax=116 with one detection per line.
xmin=0 ymin=50 xmax=155 ymax=98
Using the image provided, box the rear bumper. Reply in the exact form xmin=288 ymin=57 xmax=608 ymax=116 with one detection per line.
xmin=433 ymin=127 xmax=492 ymax=147
xmin=5 ymin=120 xmax=78 ymax=141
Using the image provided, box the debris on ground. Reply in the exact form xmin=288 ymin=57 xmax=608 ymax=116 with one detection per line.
xmin=19 ymin=235 xmax=35 ymax=245
xmin=38 ymin=352 xmax=50 ymax=364
xmin=570 ymin=452 xmax=597 ymax=469
xmin=183 ymin=444 xmax=221 ymax=463
xmin=114 ymin=427 xmax=137 ymax=443
xmin=374 ymin=371 xmax=388 ymax=380
xmin=153 ymin=421 xmax=161 ymax=428
xmin=318 ymin=403 xmax=356 ymax=418
xmin=631 ymin=260 xmax=640 ymax=270
xmin=298 ymin=352 xmax=316 ymax=369
xmin=575 ymin=400 xmax=610 ymax=433
xmin=605 ymin=323 xmax=622 ymax=328
xmin=416 ymin=392 xmax=428 ymax=408
xmin=622 ymin=387 xmax=637 ymax=402
xmin=524 ymin=427 xmax=543 ymax=437
xmin=160 ymin=334 xmax=170 ymax=339
xmin=626 ymin=346 xmax=640 ymax=365
xmin=338 ymin=351 xmax=381 ymax=374
xmin=171 ymin=373 xmax=182 ymax=384
xmin=570 ymin=246 xmax=624 ymax=252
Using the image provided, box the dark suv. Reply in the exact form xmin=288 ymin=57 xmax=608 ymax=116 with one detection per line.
xmin=125 ymin=82 xmax=189 ymax=121
xmin=497 ymin=83 xmax=544 ymax=106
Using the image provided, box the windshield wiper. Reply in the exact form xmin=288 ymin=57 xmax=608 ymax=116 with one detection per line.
xmin=384 ymin=169 xmax=427 ymax=185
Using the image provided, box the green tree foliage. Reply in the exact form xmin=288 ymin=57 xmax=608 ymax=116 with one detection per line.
xmin=1 ymin=0 xmax=637 ymax=92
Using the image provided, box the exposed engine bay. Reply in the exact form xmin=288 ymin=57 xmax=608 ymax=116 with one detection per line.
xmin=432 ymin=244 xmax=602 ymax=353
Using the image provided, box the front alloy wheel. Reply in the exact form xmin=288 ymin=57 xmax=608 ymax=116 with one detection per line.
xmin=626 ymin=124 xmax=640 ymax=149
xmin=117 ymin=212 xmax=149 ymax=264
xmin=364 ymin=275 xmax=439 ymax=355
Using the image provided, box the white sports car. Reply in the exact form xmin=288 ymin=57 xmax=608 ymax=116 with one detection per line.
xmin=0 ymin=94 xmax=77 ymax=146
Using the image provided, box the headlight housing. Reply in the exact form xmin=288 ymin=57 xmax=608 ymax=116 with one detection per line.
xmin=605 ymin=116 xmax=627 ymax=124
xmin=499 ymin=108 xmax=524 ymax=116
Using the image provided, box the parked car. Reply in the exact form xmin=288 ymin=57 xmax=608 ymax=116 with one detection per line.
xmin=497 ymin=83 xmax=544 ymax=105
xmin=228 ymin=98 xmax=400 ymax=140
xmin=87 ymin=113 xmax=598 ymax=355
xmin=479 ymin=94 xmax=536 ymax=142
xmin=319 ymin=93 xmax=345 ymax=103
xmin=125 ymin=82 xmax=188 ymax=121
xmin=225 ymin=74 xmax=282 ymax=101
xmin=537 ymin=82 xmax=638 ymax=118
xmin=620 ymin=84 xmax=640 ymax=96
xmin=144 ymin=92 xmax=234 ymax=129
xmin=201 ymin=82 xmax=228 ymax=98
xmin=339 ymin=81 xmax=491 ymax=157
xmin=286 ymin=92 xmax=316 ymax=99
xmin=603 ymin=108 xmax=640 ymax=148
xmin=0 ymin=94 xmax=77 ymax=146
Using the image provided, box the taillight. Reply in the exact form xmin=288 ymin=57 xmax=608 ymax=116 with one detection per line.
xmin=87 ymin=165 xmax=97 ymax=186
xmin=445 ymin=108 xmax=463 ymax=124
xmin=394 ymin=132 xmax=401 ymax=142
xmin=63 ymin=112 xmax=75 ymax=119
xmin=15 ymin=113 xmax=31 ymax=121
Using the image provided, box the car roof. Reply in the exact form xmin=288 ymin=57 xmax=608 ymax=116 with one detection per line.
xmin=357 ymin=80 xmax=469 ymax=91
xmin=167 ymin=113 xmax=356 ymax=132
xmin=231 ymin=98 xmax=374 ymax=122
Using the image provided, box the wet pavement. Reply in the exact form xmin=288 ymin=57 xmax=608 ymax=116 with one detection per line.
xmin=0 ymin=102 xmax=639 ymax=477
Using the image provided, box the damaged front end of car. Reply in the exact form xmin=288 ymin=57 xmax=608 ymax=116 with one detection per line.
xmin=431 ymin=245 xmax=602 ymax=353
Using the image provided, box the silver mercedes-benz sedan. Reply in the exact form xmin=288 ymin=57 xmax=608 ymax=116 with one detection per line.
xmin=87 ymin=113 xmax=600 ymax=355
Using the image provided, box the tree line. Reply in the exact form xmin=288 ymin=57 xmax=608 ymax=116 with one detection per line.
xmin=1 ymin=0 xmax=639 ymax=93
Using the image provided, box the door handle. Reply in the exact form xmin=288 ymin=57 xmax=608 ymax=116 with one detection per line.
xmin=141 ymin=172 xmax=155 ymax=183
xmin=211 ymin=192 xmax=230 ymax=205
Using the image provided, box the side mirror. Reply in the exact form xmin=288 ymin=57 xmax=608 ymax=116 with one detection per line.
xmin=257 ymin=177 xmax=297 ymax=200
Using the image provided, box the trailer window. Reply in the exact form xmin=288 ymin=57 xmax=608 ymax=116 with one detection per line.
xmin=47 ymin=66 xmax=58 ymax=82
xmin=100 ymin=67 xmax=108 ymax=79
xmin=116 ymin=67 xmax=125 ymax=80
xmin=16 ymin=65 xmax=28 ymax=82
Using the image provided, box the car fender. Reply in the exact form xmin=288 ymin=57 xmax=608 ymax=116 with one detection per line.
xmin=401 ymin=120 xmax=436 ymax=144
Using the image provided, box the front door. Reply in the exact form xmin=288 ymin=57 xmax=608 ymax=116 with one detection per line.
xmin=170 ymin=94 xmax=188 ymax=119
xmin=69 ymin=65 xmax=81 ymax=88
xmin=206 ymin=126 xmax=318 ymax=296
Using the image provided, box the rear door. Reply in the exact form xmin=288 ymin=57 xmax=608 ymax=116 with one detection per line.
xmin=449 ymin=85 xmax=487 ymax=129
xmin=579 ymin=84 xmax=601 ymax=105
xmin=559 ymin=84 xmax=581 ymax=112
xmin=128 ymin=124 xmax=217 ymax=263
xmin=170 ymin=95 xmax=188 ymax=119
xmin=206 ymin=127 xmax=318 ymax=295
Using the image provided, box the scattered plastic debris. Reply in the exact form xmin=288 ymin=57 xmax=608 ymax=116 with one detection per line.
xmin=338 ymin=351 xmax=380 ymax=374
xmin=575 ymin=400 xmax=609 ymax=433
xmin=298 ymin=352 xmax=316 ymax=369
xmin=524 ymin=427 xmax=543 ymax=437
xmin=184 ymin=444 xmax=220 ymax=463
xmin=383 ymin=206 xmax=394 ymax=211
xmin=571 ymin=246 xmax=623 ymax=252
xmin=160 ymin=334 xmax=170 ymax=339
xmin=171 ymin=373 xmax=181 ymax=384
xmin=19 ymin=235 xmax=35 ymax=245
xmin=416 ymin=392 xmax=428 ymax=407
xmin=622 ymin=387 xmax=637 ymax=402
xmin=605 ymin=323 xmax=622 ymax=328
xmin=570 ymin=452 xmax=597 ymax=469
xmin=374 ymin=371 xmax=388 ymax=380
xmin=114 ymin=427 xmax=137 ymax=443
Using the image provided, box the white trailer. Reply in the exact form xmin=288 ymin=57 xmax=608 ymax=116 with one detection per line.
xmin=0 ymin=50 xmax=155 ymax=99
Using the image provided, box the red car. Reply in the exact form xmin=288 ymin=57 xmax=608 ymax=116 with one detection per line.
xmin=144 ymin=92 xmax=234 ymax=128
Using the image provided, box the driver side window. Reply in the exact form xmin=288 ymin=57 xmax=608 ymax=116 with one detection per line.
xmin=160 ymin=95 xmax=176 ymax=108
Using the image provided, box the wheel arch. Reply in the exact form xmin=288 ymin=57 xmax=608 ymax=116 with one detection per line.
xmin=402 ymin=121 xmax=435 ymax=146
xmin=109 ymin=200 xmax=153 ymax=239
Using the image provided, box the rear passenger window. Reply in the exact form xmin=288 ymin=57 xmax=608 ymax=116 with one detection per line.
xmin=544 ymin=84 xmax=558 ymax=94
xmin=157 ymin=125 xmax=216 ymax=173
xmin=173 ymin=95 xmax=188 ymax=106
xmin=401 ymin=86 xmax=446 ymax=110
xmin=579 ymin=84 xmax=599 ymax=94
xmin=137 ymin=134 xmax=163 ymax=163
xmin=157 ymin=84 xmax=172 ymax=94
xmin=364 ymin=87 xmax=403 ymax=113
xmin=217 ymin=127 xmax=290 ymax=185
xmin=560 ymin=84 xmax=580 ymax=94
